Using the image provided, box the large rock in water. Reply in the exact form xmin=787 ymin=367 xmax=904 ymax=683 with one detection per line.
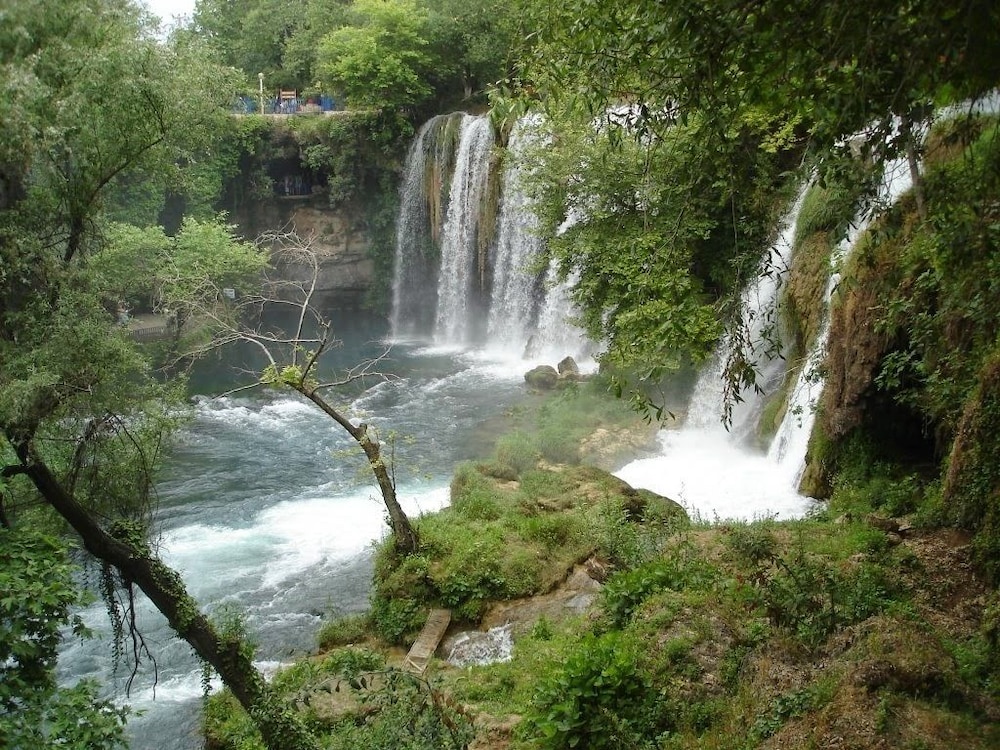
xmin=557 ymin=356 xmax=581 ymax=378
xmin=524 ymin=365 xmax=559 ymax=390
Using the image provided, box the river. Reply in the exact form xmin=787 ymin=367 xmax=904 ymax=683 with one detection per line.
xmin=58 ymin=314 xmax=546 ymax=749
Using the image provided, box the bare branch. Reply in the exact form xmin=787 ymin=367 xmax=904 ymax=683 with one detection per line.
xmin=182 ymin=227 xmax=419 ymax=555
xmin=314 ymin=344 xmax=402 ymax=391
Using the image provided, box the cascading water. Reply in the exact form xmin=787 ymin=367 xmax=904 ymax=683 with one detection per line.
xmin=685 ymin=183 xmax=811 ymax=437
xmin=486 ymin=119 xmax=545 ymax=353
xmin=767 ymin=154 xmax=915 ymax=484
xmin=527 ymin=263 xmax=592 ymax=361
xmin=433 ymin=115 xmax=495 ymax=345
xmin=615 ymin=182 xmax=817 ymax=520
xmin=390 ymin=111 xmax=593 ymax=362
xmin=618 ymin=152 xmax=920 ymax=519
xmin=391 ymin=113 xmax=464 ymax=339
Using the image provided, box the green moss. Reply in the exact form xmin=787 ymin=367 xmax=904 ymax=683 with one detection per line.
xmin=785 ymin=230 xmax=834 ymax=353
xmin=943 ymin=351 xmax=1000 ymax=581
xmin=316 ymin=613 xmax=370 ymax=651
xmin=793 ymin=179 xmax=862 ymax=249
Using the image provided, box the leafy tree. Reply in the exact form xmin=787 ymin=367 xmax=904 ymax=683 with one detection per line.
xmin=422 ymin=0 xmax=518 ymax=101
xmin=192 ymin=0 xmax=296 ymax=86
xmin=316 ymin=0 xmax=435 ymax=110
xmin=505 ymin=0 xmax=999 ymax=413
xmin=282 ymin=0 xmax=353 ymax=91
xmin=0 ymin=529 xmax=130 ymax=749
xmin=0 ymin=1 xmax=319 ymax=747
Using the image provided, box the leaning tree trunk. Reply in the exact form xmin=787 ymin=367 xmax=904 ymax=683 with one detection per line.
xmin=11 ymin=439 xmax=320 ymax=750
xmin=299 ymin=387 xmax=420 ymax=555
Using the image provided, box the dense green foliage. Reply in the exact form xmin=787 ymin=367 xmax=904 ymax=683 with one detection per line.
xmin=804 ymin=117 xmax=1000 ymax=577
xmin=417 ymin=484 xmax=1000 ymax=750
xmin=4 ymin=0 xmax=1000 ymax=747
xmin=204 ymin=647 xmax=474 ymax=750
xmin=0 ymin=2 xmax=319 ymax=746
xmin=501 ymin=0 xmax=999 ymax=412
xmin=190 ymin=0 xmax=518 ymax=116
xmin=0 ymin=530 xmax=130 ymax=748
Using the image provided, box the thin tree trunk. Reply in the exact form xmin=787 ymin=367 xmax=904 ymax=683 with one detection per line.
xmin=11 ymin=439 xmax=319 ymax=750
xmin=299 ymin=388 xmax=419 ymax=555
xmin=899 ymin=113 xmax=927 ymax=223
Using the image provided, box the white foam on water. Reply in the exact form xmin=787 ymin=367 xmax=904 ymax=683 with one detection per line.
xmin=446 ymin=623 xmax=514 ymax=667
xmin=615 ymin=430 xmax=814 ymax=521
xmin=194 ymin=394 xmax=327 ymax=434
xmin=155 ymin=482 xmax=450 ymax=594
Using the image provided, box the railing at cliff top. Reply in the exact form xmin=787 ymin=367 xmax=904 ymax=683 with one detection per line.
xmin=234 ymin=95 xmax=352 ymax=115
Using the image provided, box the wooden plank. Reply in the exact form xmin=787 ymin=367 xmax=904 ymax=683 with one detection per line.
xmin=403 ymin=609 xmax=451 ymax=674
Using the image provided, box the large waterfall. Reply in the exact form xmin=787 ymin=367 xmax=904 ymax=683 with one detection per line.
xmin=390 ymin=113 xmax=589 ymax=360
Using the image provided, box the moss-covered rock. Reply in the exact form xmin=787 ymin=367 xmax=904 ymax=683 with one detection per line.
xmin=785 ymin=230 xmax=834 ymax=355
xmin=524 ymin=365 xmax=559 ymax=390
xmin=942 ymin=350 xmax=1000 ymax=582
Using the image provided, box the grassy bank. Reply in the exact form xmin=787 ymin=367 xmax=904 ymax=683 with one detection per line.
xmin=203 ymin=375 xmax=1000 ymax=750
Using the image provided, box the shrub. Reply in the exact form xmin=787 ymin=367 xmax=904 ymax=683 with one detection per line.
xmin=494 ymin=431 xmax=539 ymax=476
xmin=521 ymin=513 xmax=582 ymax=550
xmin=451 ymin=484 xmax=503 ymax=521
xmin=535 ymin=423 xmax=581 ymax=465
xmin=724 ymin=520 xmax=779 ymax=565
xmin=335 ymin=670 xmax=475 ymax=750
xmin=601 ymin=554 xmax=716 ymax=629
xmin=524 ymin=632 xmax=663 ymax=749
xmin=317 ymin=613 xmax=370 ymax=650
xmin=750 ymin=544 xmax=899 ymax=651
xmin=593 ymin=499 xmax=678 ymax=568
xmin=369 ymin=594 xmax=425 ymax=644
xmin=749 ymin=683 xmax=830 ymax=743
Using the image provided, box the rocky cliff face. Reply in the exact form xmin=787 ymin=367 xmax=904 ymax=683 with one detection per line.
xmin=234 ymin=196 xmax=374 ymax=310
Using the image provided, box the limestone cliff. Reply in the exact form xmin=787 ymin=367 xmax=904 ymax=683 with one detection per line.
xmin=233 ymin=195 xmax=375 ymax=311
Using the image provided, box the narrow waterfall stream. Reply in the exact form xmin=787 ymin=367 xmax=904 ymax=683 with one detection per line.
xmin=616 ymin=182 xmax=815 ymax=520
xmin=618 ymin=153 xmax=918 ymax=519
xmin=434 ymin=115 xmax=495 ymax=344
xmin=487 ymin=118 xmax=546 ymax=354
xmin=767 ymin=154 xmax=914 ymax=485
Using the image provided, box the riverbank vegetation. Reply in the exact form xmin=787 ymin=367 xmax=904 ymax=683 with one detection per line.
xmin=204 ymin=386 xmax=1000 ymax=750
xmin=4 ymin=0 xmax=1000 ymax=747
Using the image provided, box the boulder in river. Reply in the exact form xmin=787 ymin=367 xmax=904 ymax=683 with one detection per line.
xmin=524 ymin=364 xmax=559 ymax=390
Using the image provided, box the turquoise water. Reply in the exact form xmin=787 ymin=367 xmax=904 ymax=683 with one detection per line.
xmin=59 ymin=314 xmax=540 ymax=749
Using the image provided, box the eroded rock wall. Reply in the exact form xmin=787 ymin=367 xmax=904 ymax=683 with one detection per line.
xmin=234 ymin=196 xmax=374 ymax=310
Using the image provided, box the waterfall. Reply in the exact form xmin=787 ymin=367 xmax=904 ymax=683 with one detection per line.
xmin=486 ymin=120 xmax=545 ymax=353
xmin=767 ymin=155 xmax=914 ymax=484
xmin=527 ymin=263 xmax=592 ymax=361
xmin=433 ymin=115 xmax=495 ymax=345
xmin=615 ymin=155 xmax=919 ymax=519
xmin=390 ymin=111 xmax=592 ymax=360
xmin=686 ymin=182 xmax=811 ymax=435
xmin=614 ymin=182 xmax=816 ymax=520
xmin=390 ymin=113 xmax=464 ymax=339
